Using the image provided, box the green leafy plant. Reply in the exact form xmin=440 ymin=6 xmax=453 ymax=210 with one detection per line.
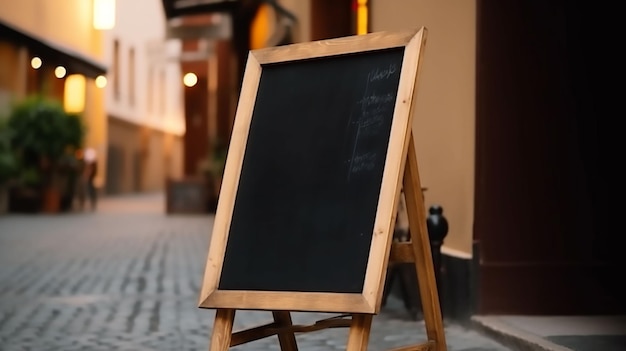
xmin=0 ymin=117 xmax=17 ymax=185
xmin=198 ymin=137 xmax=228 ymax=180
xmin=7 ymin=95 xmax=85 ymax=188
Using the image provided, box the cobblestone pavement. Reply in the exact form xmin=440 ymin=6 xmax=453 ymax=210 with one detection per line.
xmin=0 ymin=193 xmax=512 ymax=351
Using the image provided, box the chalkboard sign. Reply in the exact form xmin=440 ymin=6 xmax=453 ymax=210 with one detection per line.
xmin=200 ymin=29 xmax=427 ymax=314
xmin=166 ymin=178 xmax=207 ymax=214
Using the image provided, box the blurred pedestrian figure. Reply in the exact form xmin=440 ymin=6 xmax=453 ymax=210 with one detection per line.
xmin=78 ymin=147 xmax=98 ymax=211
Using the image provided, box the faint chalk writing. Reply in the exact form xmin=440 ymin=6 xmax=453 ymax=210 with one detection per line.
xmin=347 ymin=64 xmax=399 ymax=181
xmin=368 ymin=64 xmax=398 ymax=82
xmin=358 ymin=92 xmax=395 ymax=111
xmin=356 ymin=92 xmax=395 ymax=130
xmin=350 ymin=152 xmax=378 ymax=173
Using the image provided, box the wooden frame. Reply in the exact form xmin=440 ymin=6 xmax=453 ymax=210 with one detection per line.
xmin=199 ymin=27 xmax=447 ymax=351
xmin=199 ymin=29 xmax=425 ymax=313
xmin=199 ymin=28 xmax=427 ymax=315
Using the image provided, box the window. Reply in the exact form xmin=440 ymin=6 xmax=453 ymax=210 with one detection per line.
xmin=147 ymin=65 xmax=153 ymax=113
xmin=128 ymin=47 xmax=135 ymax=106
xmin=113 ymin=39 xmax=120 ymax=100
xmin=159 ymin=69 xmax=166 ymax=114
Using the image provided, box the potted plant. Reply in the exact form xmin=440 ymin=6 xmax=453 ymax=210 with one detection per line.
xmin=6 ymin=95 xmax=85 ymax=213
xmin=198 ymin=137 xmax=228 ymax=212
xmin=0 ymin=117 xmax=17 ymax=214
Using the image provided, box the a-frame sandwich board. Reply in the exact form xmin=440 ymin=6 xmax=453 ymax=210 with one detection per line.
xmin=199 ymin=27 xmax=446 ymax=351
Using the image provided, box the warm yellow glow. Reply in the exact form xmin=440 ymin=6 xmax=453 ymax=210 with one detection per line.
xmin=64 ymin=74 xmax=86 ymax=113
xmin=357 ymin=0 xmax=368 ymax=35
xmin=183 ymin=72 xmax=198 ymax=87
xmin=95 ymin=75 xmax=107 ymax=88
xmin=93 ymin=0 xmax=116 ymax=30
xmin=31 ymin=57 xmax=42 ymax=69
xmin=55 ymin=66 xmax=67 ymax=78
xmin=250 ymin=3 xmax=271 ymax=49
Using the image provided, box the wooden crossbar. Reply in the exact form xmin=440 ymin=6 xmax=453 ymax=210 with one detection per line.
xmin=388 ymin=341 xmax=435 ymax=351
xmin=389 ymin=242 xmax=416 ymax=263
xmin=231 ymin=315 xmax=353 ymax=346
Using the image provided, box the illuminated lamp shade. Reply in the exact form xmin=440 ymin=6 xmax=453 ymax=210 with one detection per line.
xmin=183 ymin=72 xmax=198 ymax=87
xmin=64 ymin=74 xmax=86 ymax=113
xmin=55 ymin=66 xmax=67 ymax=78
xmin=356 ymin=0 xmax=368 ymax=35
xmin=250 ymin=3 xmax=270 ymax=50
xmin=93 ymin=0 xmax=116 ymax=30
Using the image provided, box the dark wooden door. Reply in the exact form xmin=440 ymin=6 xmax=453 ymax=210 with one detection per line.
xmin=183 ymin=76 xmax=209 ymax=176
xmin=475 ymin=0 xmax=622 ymax=314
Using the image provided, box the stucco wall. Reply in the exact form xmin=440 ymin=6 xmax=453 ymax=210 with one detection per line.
xmin=99 ymin=0 xmax=185 ymax=193
xmin=370 ymin=0 xmax=476 ymax=254
xmin=103 ymin=0 xmax=185 ymax=136
xmin=107 ymin=117 xmax=183 ymax=194
xmin=281 ymin=0 xmax=311 ymax=42
xmin=0 ymin=0 xmax=95 ymax=53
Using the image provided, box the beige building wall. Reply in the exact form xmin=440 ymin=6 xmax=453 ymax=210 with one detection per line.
xmin=278 ymin=0 xmax=476 ymax=254
xmin=281 ymin=0 xmax=311 ymax=42
xmin=370 ymin=1 xmax=476 ymax=255
xmin=0 ymin=0 xmax=93 ymax=49
xmin=106 ymin=118 xmax=183 ymax=193
xmin=103 ymin=0 xmax=185 ymax=135
xmin=102 ymin=0 xmax=185 ymax=194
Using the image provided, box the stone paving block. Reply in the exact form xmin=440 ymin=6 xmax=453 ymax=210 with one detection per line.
xmin=0 ymin=194 xmax=511 ymax=351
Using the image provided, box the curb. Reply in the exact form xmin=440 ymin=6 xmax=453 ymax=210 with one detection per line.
xmin=470 ymin=316 xmax=573 ymax=351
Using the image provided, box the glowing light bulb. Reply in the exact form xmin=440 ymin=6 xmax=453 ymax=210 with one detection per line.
xmin=183 ymin=72 xmax=198 ymax=87
xmin=55 ymin=66 xmax=67 ymax=78
xmin=95 ymin=75 xmax=108 ymax=88
xmin=31 ymin=57 xmax=42 ymax=69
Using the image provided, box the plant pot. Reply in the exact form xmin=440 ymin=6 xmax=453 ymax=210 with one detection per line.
xmin=0 ymin=185 xmax=8 ymax=214
xmin=9 ymin=187 xmax=41 ymax=213
xmin=42 ymin=187 xmax=61 ymax=213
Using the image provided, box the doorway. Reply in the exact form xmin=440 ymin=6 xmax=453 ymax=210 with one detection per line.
xmin=475 ymin=0 xmax=620 ymax=314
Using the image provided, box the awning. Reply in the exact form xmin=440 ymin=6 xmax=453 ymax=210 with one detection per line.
xmin=161 ymin=0 xmax=296 ymax=46
xmin=161 ymin=0 xmax=240 ymax=20
xmin=0 ymin=19 xmax=107 ymax=79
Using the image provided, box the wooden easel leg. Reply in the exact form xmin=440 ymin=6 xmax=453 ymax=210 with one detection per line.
xmin=209 ymin=308 xmax=236 ymax=351
xmin=346 ymin=314 xmax=373 ymax=351
xmin=403 ymin=133 xmax=447 ymax=351
xmin=272 ymin=311 xmax=299 ymax=351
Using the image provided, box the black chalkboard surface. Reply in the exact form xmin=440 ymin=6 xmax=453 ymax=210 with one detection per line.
xmin=200 ymin=29 xmax=427 ymax=314
xmin=219 ymin=48 xmax=403 ymax=293
xmin=166 ymin=178 xmax=207 ymax=214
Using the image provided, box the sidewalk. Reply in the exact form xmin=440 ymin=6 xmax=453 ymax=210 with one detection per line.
xmin=472 ymin=315 xmax=626 ymax=351
xmin=0 ymin=192 xmax=511 ymax=351
xmin=2 ymin=192 xmax=623 ymax=350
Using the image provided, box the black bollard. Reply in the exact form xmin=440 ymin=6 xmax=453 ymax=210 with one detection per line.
xmin=426 ymin=205 xmax=448 ymax=301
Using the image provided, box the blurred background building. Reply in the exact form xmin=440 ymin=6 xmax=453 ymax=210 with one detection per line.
xmin=103 ymin=0 xmax=185 ymax=194
xmin=0 ymin=0 xmax=618 ymax=321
